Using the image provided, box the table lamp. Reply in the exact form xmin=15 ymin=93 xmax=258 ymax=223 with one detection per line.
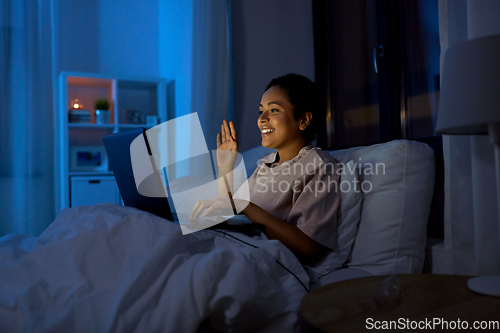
xmin=436 ymin=34 xmax=500 ymax=297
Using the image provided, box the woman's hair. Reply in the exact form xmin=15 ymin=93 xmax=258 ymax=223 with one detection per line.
xmin=265 ymin=73 xmax=320 ymax=142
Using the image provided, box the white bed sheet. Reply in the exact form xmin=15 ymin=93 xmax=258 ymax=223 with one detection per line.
xmin=0 ymin=204 xmax=310 ymax=332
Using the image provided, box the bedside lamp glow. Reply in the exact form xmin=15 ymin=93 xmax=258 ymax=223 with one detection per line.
xmin=71 ymin=99 xmax=82 ymax=109
xmin=436 ymin=34 xmax=500 ymax=297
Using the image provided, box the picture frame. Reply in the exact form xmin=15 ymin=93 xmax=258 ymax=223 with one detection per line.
xmin=127 ymin=109 xmax=145 ymax=124
xmin=70 ymin=146 xmax=108 ymax=172
xmin=146 ymin=115 xmax=159 ymax=127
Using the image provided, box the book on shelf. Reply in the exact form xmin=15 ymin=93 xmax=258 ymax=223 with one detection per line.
xmin=69 ymin=109 xmax=91 ymax=116
xmin=69 ymin=109 xmax=91 ymax=123
xmin=69 ymin=118 xmax=91 ymax=124
xmin=69 ymin=116 xmax=91 ymax=123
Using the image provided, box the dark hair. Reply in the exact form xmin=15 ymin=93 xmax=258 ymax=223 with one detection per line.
xmin=265 ymin=73 xmax=319 ymax=142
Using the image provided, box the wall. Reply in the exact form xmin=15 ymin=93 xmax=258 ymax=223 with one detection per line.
xmin=57 ymin=0 xmax=315 ymax=151
xmin=58 ymin=0 xmax=191 ymax=121
xmin=58 ymin=0 xmax=100 ymax=73
xmin=58 ymin=0 xmax=159 ymax=77
xmin=230 ymin=0 xmax=315 ymax=152
xmin=98 ymin=0 xmax=159 ymax=76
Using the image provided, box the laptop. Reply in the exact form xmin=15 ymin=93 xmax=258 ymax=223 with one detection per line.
xmin=103 ymin=128 xmax=251 ymax=227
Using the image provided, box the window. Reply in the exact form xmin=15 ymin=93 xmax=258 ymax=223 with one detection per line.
xmin=313 ymin=0 xmax=443 ymax=237
xmin=314 ymin=0 xmax=440 ymax=147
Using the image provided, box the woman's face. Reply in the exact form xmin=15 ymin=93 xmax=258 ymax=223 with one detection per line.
xmin=258 ymin=86 xmax=304 ymax=150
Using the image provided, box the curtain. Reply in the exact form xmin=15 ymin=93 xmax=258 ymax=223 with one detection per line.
xmin=439 ymin=0 xmax=500 ymax=275
xmin=191 ymin=0 xmax=233 ymax=152
xmin=0 ymin=0 xmax=56 ymax=236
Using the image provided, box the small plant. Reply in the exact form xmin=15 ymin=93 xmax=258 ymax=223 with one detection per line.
xmin=94 ymin=99 xmax=109 ymax=110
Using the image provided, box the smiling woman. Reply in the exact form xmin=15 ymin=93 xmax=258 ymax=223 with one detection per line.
xmin=261 ymin=74 xmax=319 ymax=143
xmin=258 ymin=85 xmax=311 ymax=162
xmin=192 ymin=74 xmax=344 ymax=269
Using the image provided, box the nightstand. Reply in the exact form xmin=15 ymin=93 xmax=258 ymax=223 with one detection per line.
xmin=300 ymin=274 xmax=500 ymax=332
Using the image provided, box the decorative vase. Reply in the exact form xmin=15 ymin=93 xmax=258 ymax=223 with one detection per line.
xmin=96 ymin=110 xmax=110 ymax=124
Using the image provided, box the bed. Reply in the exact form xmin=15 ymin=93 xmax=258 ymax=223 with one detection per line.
xmin=0 ymin=139 xmax=435 ymax=332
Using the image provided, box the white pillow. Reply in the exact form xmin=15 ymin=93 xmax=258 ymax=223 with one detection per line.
xmin=329 ymin=140 xmax=435 ymax=275
xmin=334 ymin=160 xmax=362 ymax=267
xmin=302 ymin=160 xmax=362 ymax=280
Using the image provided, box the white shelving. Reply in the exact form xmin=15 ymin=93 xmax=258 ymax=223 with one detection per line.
xmin=55 ymin=72 xmax=167 ymax=213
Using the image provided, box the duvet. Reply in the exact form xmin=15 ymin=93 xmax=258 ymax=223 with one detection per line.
xmin=0 ymin=204 xmax=310 ymax=332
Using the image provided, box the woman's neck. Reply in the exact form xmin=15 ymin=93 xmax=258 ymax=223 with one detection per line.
xmin=276 ymin=139 xmax=309 ymax=165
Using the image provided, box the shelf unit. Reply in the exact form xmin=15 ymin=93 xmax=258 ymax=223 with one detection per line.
xmin=55 ymin=71 xmax=167 ymax=213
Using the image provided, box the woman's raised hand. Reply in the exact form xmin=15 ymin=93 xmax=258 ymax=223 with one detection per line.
xmin=216 ymin=119 xmax=238 ymax=170
xmin=217 ymin=119 xmax=238 ymax=151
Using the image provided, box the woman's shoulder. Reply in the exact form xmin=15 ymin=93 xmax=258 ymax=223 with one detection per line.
xmin=301 ymin=146 xmax=340 ymax=166
xmin=294 ymin=146 xmax=341 ymax=176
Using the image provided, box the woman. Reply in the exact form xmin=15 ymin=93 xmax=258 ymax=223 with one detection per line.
xmin=191 ymin=74 xmax=341 ymax=265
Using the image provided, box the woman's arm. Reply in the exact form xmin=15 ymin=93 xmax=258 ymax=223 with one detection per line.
xmin=216 ymin=120 xmax=238 ymax=199
xmin=190 ymin=198 xmax=329 ymax=265
xmin=242 ymin=202 xmax=330 ymax=265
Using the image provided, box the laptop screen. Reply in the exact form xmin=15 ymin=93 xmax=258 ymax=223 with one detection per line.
xmin=103 ymin=128 xmax=175 ymax=221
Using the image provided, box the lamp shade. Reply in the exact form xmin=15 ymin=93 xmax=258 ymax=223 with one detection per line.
xmin=436 ymin=34 xmax=500 ymax=135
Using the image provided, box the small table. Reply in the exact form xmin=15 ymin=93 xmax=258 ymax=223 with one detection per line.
xmin=300 ymin=274 xmax=500 ymax=332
